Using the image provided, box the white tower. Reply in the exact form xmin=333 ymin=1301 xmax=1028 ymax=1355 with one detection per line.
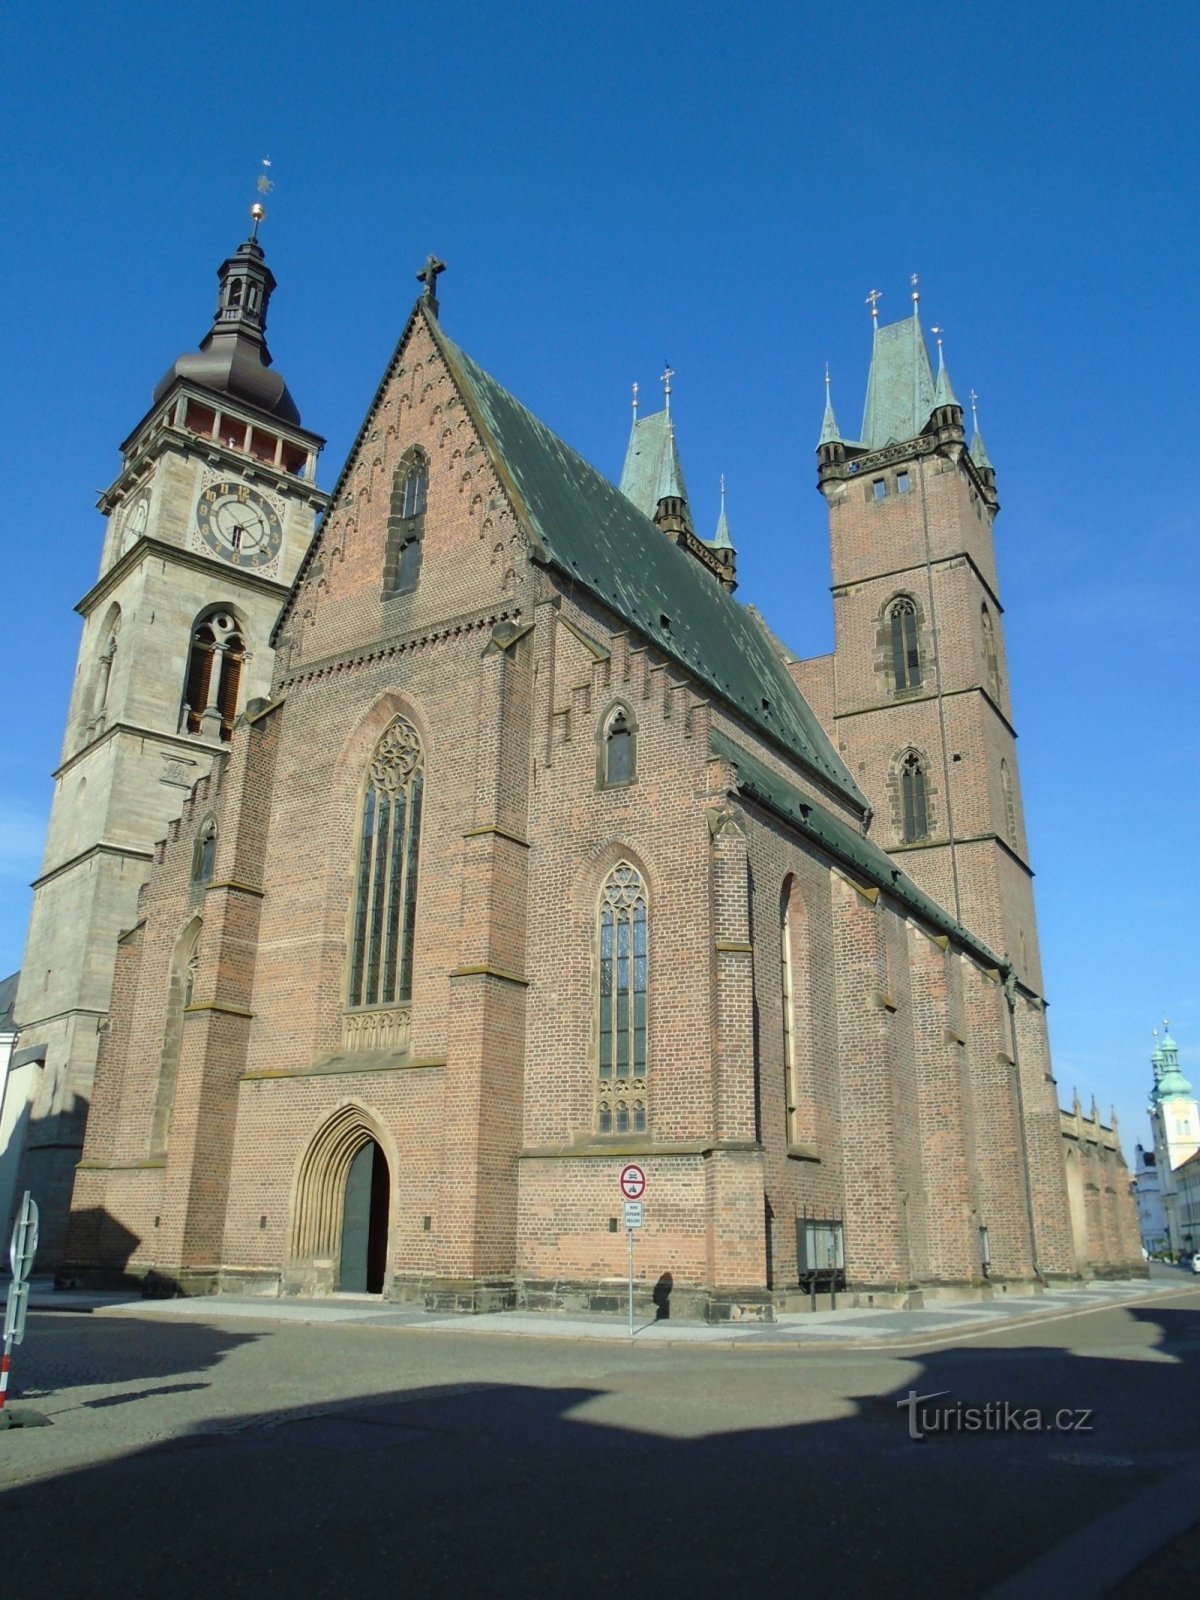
xmin=11 ymin=208 xmax=327 ymax=1263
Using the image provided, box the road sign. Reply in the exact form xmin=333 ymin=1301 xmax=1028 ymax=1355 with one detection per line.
xmin=619 ymin=1164 xmax=646 ymax=1199
xmin=623 ymin=1201 xmax=643 ymax=1231
xmin=9 ymin=1192 xmax=38 ymax=1283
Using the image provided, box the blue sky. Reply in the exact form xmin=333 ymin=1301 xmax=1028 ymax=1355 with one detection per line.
xmin=2 ymin=2 xmax=1197 ymax=1152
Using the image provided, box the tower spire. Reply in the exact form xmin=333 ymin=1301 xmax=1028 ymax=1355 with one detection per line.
xmin=819 ymin=362 xmax=842 ymax=445
xmin=931 ymin=326 xmax=960 ymax=409
xmin=969 ymin=388 xmax=995 ymax=470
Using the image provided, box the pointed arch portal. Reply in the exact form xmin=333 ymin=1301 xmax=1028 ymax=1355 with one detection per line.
xmin=291 ymin=1106 xmax=392 ymax=1294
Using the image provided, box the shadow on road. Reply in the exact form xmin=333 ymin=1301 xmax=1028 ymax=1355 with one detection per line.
xmin=1 ymin=1299 xmax=1198 ymax=1599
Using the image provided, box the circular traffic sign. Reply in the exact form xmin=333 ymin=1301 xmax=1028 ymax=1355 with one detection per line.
xmin=619 ymin=1164 xmax=646 ymax=1199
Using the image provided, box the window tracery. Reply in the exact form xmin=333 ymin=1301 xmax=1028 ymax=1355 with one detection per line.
xmin=597 ymin=862 xmax=647 ymax=1135
xmin=347 ymin=717 xmax=424 ymax=1015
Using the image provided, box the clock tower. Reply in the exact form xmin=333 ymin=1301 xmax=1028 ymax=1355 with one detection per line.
xmin=11 ymin=209 xmax=326 ymax=1264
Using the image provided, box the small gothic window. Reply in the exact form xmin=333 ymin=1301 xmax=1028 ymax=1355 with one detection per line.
xmin=1000 ymin=758 xmax=1017 ymax=847
xmin=981 ymin=604 xmax=1001 ymax=699
xmin=888 ymin=598 xmax=922 ymax=691
xmin=193 ymin=818 xmax=218 ymax=884
xmin=901 ymin=752 xmax=929 ymax=842
xmin=347 ymin=717 xmax=424 ymax=1010
xmin=601 ymin=707 xmax=635 ymax=786
xmin=383 ymin=453 xmax=429 ymax=597
xmin=182 ymin=610 xmax=244 ymax=742
xmin=597 ymin=862 xmax=647 ymax=1135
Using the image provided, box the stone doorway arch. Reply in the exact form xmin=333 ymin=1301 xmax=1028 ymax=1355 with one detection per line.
xmin=289 ymin=1105 xmax=393 ymax=1295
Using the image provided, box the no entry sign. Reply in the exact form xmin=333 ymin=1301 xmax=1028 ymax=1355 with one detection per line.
xmin=619 ymin=1163 xmax=646 ymax=1200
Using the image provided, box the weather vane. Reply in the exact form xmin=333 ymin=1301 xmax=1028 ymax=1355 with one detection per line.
xmin=910 ymin=272 xmax=920 ymax=306
xmin=661 ymin=362 xmax=674 ymax=421
xmin=969 ymin=388 xmax=980 ymax=430
xmin=631 ymin=380 xmax=639 ymax=421
xmin=250 ymin=157 xmax=273 ymax=238
xmin=866 ymin=289 xmax=882 ymax=323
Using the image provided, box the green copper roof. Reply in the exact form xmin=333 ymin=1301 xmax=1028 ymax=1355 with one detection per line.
xmin=818 ymin=388 xmax=841 ymax=446
xmin=1153 ymin=1032 xmax=1193 ymax=1100
xmin=709 ymin=729 xmax=1003 ymax=970
xmin=861 ymin=314 xmax=937 ymax=448
xmin=430 ymin=317 xmax=865 ymax=809
xmin=970 ymin=425 xmax=994 ymax=471
xmin=710 ymin=493 xmax=734 ymax=551
xmin=933 ymin=351 xmax=959 ymax=410
xmin=618 ymin=410 xmax=694 ymax=533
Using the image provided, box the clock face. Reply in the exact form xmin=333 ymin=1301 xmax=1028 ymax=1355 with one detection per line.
xmin=196 ymin=481 xmax=284 ymax=569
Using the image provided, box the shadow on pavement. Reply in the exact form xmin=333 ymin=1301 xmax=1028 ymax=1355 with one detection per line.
xmin=1 ymin=1302 xmax=1198 ymax=1599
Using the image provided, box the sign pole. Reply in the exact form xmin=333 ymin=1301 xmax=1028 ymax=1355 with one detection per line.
xmin=1 ymin=1191 xmax=42 ymax=1428
xmin=627 ymin=1222 xmax=634 ymax=1337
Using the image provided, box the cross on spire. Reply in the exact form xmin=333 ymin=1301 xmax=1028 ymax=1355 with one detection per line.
xmin=969 ymin=388 xmax=979 ymax=427
xmin=417 ymin=254 xmax=447 ymax=317
xmin=631 ymin=380 xmax=639 ymax=421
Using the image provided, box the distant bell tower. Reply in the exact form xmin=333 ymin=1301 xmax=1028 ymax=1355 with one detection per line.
xmin=1148 ymin=1028 xmax=1199 ymax=1254
xmin=11 ymin=202 xmax=327 ymax=1264
xmin=815 ymin=283 xmax=1040 ymax=991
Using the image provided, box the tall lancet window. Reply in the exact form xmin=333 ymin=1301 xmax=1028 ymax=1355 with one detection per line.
xmin=981 ymin=604 xmax=1001 ymax=700
xmin=347 ymin=717 xmax=424 ymax=1010
xmin=597 ymin=862 xmax=648 ymax=1135
xmin=901 ymin=752 xmax=929 ymax=843
xmin=888 ymin=597 xmax=922 ymax=691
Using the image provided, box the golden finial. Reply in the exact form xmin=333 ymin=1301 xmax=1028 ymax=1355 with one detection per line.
xmin=249 ymin=158 xmax=273 ymax=239
xmin=631 ymin=381 xmax=639 ymax=421
xmin=866 ymin=289 xmax=882 ymax=323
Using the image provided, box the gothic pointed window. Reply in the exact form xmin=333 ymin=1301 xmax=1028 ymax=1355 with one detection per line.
xmin=597 ymin=863 xmax=647 ymax=1135
xmin=901 ymin=752 xmax=929 ymax=842
xmin=888 ymin=597 xmax=922 ymax=691
xmin=599 ymin=704 xmax=636 ymax=787
xmin=383 ymin=450 xmax=429 ymax=597
xmin=981 ymin=604 xmax=1001 ymax=700
xmin=347 ymin=717 xmax=424 ymax=1012
xmin=1000 ymin=758 xmax=1017 ymax=847
xmin=182 ymin=609 xmax=245 ymax=742
xmin=193 ymin=817 xmax=218 ymax=885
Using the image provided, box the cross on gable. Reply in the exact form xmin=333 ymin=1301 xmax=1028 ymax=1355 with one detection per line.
xmin=416 ymin=254 xmax=447 ymax=314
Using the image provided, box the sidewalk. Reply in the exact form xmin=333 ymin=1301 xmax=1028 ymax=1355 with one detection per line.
xmin=26 ymin=1273 xmax=1191 ymax=1348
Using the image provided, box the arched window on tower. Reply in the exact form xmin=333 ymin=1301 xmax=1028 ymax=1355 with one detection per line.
xmin=382 ymin=451 xmax=429 ymax=597
xmin=981 ymin=604 xmax=1001 ymax=700
xmin=888 ymin=597 xmax=922 ymax=691
xmin=181 ymin=609 xmax=245 ymax=742
xmin=597 ymin=862 xmax=647 ymax=1136
xmin=901 ymin=752 xmax=929 ymax=842
xmin=598 ymin=704 xmax=636 ymax=787
xmin=1000 ymin=758 xmax=1017 ymax=848
xmin=346 ymin=716 xmax=425 ymax=1013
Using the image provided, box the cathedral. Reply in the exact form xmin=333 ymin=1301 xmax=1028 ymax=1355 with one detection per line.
xmin=16 ymin=212 xmax=1142 ymax=1313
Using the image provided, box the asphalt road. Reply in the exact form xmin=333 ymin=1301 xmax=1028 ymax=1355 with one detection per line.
xmin=2 ymin=1285 xmax=1199 ymax=1599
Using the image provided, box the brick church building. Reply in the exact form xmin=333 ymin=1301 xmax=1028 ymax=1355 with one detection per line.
xmin=48 ymin=221 xmax=1140 ymax=1313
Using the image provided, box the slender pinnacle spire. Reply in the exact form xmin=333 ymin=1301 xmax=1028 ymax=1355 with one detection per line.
xmin=711 ymin=473 xmax=734 ymax=549
xmin=819 ymin=361 xmax=842 ymax=445
xmin=931 ymin=325 xmax=959 ymax=409
xmin=969 ymin=387 xmax=994 ymax=469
